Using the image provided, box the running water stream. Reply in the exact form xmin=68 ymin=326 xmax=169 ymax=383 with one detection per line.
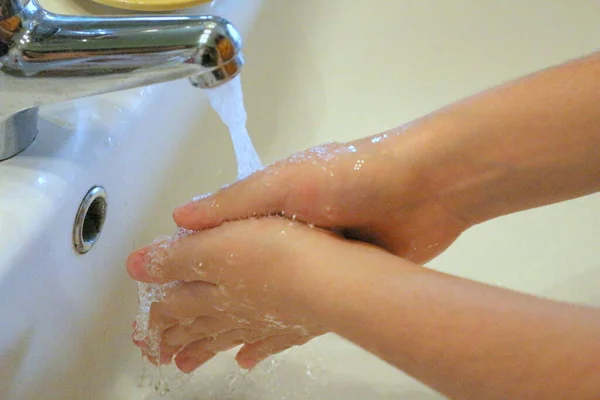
xmin=133 ymin=76 xmax=326 ymax=398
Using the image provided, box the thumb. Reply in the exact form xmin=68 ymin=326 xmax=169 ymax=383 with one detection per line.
xmin=172 ymin=167 xmax=293 ymax=231
xmin=235 ymin=334 xmax=312 ymax=369
xmin=172 ymin=160 xmax=331 ymax=230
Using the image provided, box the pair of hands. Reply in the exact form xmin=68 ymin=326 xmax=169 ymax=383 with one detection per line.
xmin=126 ymin=134 xmax=471 ymax=372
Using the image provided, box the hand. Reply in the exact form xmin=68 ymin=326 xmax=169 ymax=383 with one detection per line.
xmin=126 ymin=218 xmax=340 ymax=372
xmin=172 ymin=135 xmax=471 ymax=264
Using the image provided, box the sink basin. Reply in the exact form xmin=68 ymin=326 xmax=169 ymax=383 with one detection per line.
xmin=1 ymin=0 xmax=599 ymax=399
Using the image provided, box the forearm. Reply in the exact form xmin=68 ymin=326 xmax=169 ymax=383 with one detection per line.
xmin=303 ymin=241 xmax=600 ymax=400
xmin=386 ymin=51 xmax=600 ymax=225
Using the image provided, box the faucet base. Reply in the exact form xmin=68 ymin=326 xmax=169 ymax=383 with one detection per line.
xmin=0 ymin=108 xmax=39 ymax=161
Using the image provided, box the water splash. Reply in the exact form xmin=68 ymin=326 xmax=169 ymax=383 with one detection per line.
xmin=138 ymin=349 xmax=330 ymax=400
xmin=134 ymin=75 xmax=328 ymax=398
xmin=134 ymin=76 xmax=265 ymax=397
xmin=134 ymin=229 xmax=192 ymax=396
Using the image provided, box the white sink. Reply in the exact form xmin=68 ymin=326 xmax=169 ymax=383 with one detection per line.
xmin=1 ymin=1 xmax=599 ymax=399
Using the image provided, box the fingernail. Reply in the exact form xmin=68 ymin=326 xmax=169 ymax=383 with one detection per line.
xmin=237 ymin=355 xmax=259 ymax=370
xmin=132 ymin=336 xmax=149 ymax=349
xmin=126 ymin=249 xmax=153 ymax=282
xmin=176 ymin=355 xmax=197 ymax=373
xmin=176 ymin=351 xmax=215 ymax=373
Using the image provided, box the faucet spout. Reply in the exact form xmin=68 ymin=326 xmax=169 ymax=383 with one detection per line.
xmin=0 ymin=0 xmax=243 ymax=160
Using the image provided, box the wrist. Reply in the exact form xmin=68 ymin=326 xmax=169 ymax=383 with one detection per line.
xmin=291 ymin=236 xmax=407 ymax=329
xmin=394 ymin=114 xmax=506 ymax=226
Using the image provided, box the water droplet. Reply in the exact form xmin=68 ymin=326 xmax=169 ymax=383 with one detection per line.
xmin=353 ymin=159 xmax=365 ymax=171
xmin=192 ymin=262 xmax=205 ymax=277
xmin=151 ymin=235 xmax=171 ymax=245
xmin=372 ymin=132 xmax=389 ymax=144
xmin=192 ymin=192 xmax=211 ymax=202
xmin=227 ymin=253 xmax=236 ymax=265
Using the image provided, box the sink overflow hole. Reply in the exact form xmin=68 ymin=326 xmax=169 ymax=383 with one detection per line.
xmin=73 ymin=186 xmax=107 ymax=254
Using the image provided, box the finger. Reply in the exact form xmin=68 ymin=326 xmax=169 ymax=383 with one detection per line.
xmin=131 ymin=321 xmax=149 ymax=349
xmin=174 ymin=339 xmax=216 ymax=373
xmin=140 ymin=338 xmax=180 ymax=366
xmin=235 ymin=333 xmax=313 ymax=369
xmin=132 ymin=333 xmax=149 ymax=349
xmin=172 ymin=167 xmax=292 ymax=231
xmin=126 ymin=247 xmax=155 ymax=282
xmin=149 ymin=281 xmax=221 ymax=321
xmin=126 ymin=232 xmax=225 ymax=283
xmin=174 ymin=329 xmax=267 ymax=373
xmin=202 ymin=329 xmax=267 ymax=353
xmin=127 ymin=220 xmax=272 ymax=284
xmin=141 ymin=348 xmax=157 ymax=365
xmin=140 ymin=308 xmax=178 ymax=365
xmin=171 ymin=148 xmax=347 ymax=231
xmin=148 ymin=313 xmax=183 ymax=366
xmin=129 ymin=217 xmax=340 ymax=284
xmin=163 ymin=316 xmax=230 ymax=346
xmin=126 ymin=234 xmax=221 ymax=284
xmin=127 ymin=243 xmax=206 ymax=284
xmin=159 ymin=342 xmax=182 ymax=365
xmin=138 ymin=328 xmax=181 ymax=365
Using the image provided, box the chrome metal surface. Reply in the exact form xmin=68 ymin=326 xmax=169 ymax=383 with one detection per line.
xmin=73 ymin=185 xmax=107 ymax=254
xmin=0 ymin=0 xmax=243 ymax=160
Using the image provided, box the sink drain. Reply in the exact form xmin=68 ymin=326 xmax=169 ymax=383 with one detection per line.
xmin=73 ymin=186 xmax=107 ymax=254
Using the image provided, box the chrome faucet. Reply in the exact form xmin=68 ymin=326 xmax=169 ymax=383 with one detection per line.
xmin=0 ymin=0 xmax=243 ymax=160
